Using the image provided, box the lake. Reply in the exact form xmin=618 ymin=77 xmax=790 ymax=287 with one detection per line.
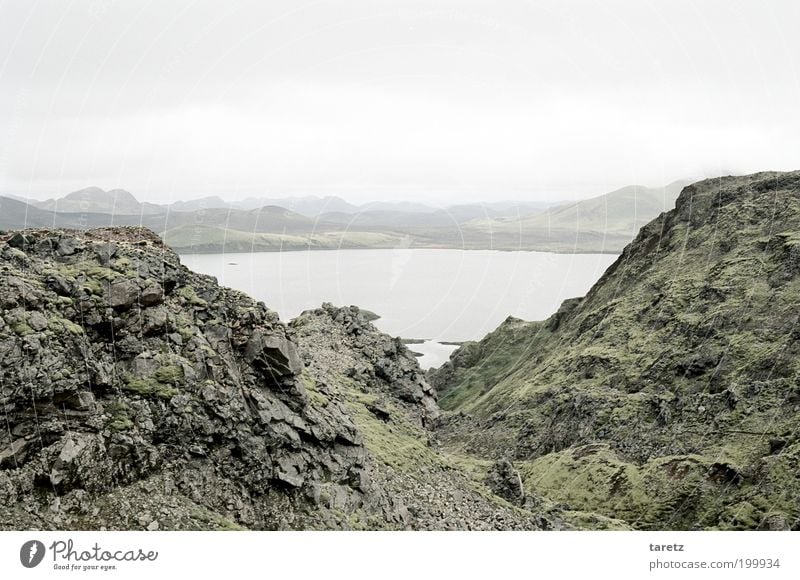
xmin=181 ymin=249 xmax=618 ymax=369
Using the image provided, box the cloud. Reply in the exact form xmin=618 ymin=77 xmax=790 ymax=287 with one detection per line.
xmin=1 ymin=0 xmax=798 ymax=202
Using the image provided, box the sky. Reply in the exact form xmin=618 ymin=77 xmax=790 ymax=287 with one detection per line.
xmin=0 ymin=0 xmax=798 ymax=204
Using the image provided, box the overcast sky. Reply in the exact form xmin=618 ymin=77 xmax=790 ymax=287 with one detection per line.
xmin=1 ymin=0 xmax=798 ymax=204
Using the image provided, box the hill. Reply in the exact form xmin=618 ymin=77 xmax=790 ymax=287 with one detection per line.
xmin=460 ymin=181 xmax=689 ymax=252
xmin=431 ymin=171 xmax=800 ymax=530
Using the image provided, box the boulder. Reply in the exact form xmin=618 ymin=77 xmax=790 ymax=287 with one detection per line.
xmin=245 ymin=331 xmax=303 ymax=377
xmin=107 ymin=279 xmax=139 ymax=309
xmin=139 ymin=283 xmax=164 ymax=307
xmin=56 ymin=237 xmax=84 ymax=256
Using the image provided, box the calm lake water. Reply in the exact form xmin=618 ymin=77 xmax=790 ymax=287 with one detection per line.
xmin=181 ymin=249 xmax=617 ymax=369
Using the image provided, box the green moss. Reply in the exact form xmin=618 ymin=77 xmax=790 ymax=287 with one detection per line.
xmin=81 ymin=279 xmax=104 ymax=296
xmin=107 ymin=402 xmax=133 ymax=432
xmin=153 ymin=364 xmax=184 ymax=385
xmin=122 ymin=367 xmax=181 ymax=399
xmin=12 ymin=323 xmax=34 ymax=336
xmin=335 ymin=376 xmax=435 ymax=472
xmin=122 ymin=377 xmax=177 ymax=399
xmin=301 ymin=371 xmax=336 ymax=408
xmin=188 ymin=508 xmax=246 ymax=531
xmin=111 ymin=257 xmax=132 ymax=273
xmin=443 ymin=453 xmax=493 ymax=482
xmin=177 ymin=286 xmax=207 ymax=307
xmin=518 ymin=444 xmax=649 ymax=523
xmin=48 ymin=317 xmax=84 ymax=335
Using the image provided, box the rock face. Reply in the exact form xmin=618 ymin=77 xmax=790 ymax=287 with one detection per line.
xmin=432 ymin=171 xmax=800 ymax=530
xmin=0 ymin=227 xmax=548 ymax=530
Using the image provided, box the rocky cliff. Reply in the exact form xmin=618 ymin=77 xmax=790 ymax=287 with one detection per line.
xmin=432 ymin=171 xmax=800 ymax=530
xmin=0 ymin=227 xmax=548 ymax=530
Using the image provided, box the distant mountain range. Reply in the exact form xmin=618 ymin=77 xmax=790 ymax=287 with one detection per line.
xmin=0 ymin=182 xmax=690 ymax=253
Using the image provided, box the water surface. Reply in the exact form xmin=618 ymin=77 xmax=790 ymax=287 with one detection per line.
xmin=182 ymin=249 xmax=617 ymax=368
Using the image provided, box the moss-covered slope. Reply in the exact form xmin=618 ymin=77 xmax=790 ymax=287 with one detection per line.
xmin=432 ymin=171 xmax=800 ymax=530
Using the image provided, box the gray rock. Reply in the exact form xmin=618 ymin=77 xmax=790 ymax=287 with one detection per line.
xmin=140 ymin=283 xmax=164 ymax=307
xmin=27 ymin=311 xmax=48 ymax=331
xmin=56 ymin=237 xmax=84 ymax=256
xmin=245 ymin=331 xmax=304 ymax=377
xmin=107 ymin=279 xmax=139 ymax=309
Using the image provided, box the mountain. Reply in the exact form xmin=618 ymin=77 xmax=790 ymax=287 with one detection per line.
xmin=0 ymin=227 xmax=553 ymax=530
xmin=430 ymin=171 xmax=800 ymax=530
xmin=34 ymin=187 xmax=164 ymax=215
xmin=460 ymin=181 xmax=689 ymax=252
xmin=168 ymin=196 xmax=232 ymax=211
xmin=359 ymin=201 xmax=439 ymax=213
xmin=233 ymin=195 xmax=359 ymax=216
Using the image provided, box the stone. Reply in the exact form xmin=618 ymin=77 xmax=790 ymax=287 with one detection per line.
xmin=245 ymin=331 xmax=303 ymax=377
xmin=56 ymin=237 xmax=83 ymax=256
xmin=27 ymin=311 xmax=48 ymax=331
xmin=107 ymin=279 xmax=139 ymax=309
xmin=95 ymin=243 xmax=118 ymax=265
xmin=50 ymin=436 xmax=90 ymax=486
xmin=140 ymin=283 xmax=164 ymax=307
xmin=44 ymin=274 xmax=74 ymax=296
xmin=7 ymin=232 xmax=31 ymax=250
xmin=0 ymin=438 xmax=32 ymax=467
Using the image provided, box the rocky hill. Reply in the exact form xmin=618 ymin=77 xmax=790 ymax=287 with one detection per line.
xmin=0 ymin=227 xmax=550 ymax=530
xmin=431 ymin=171 xmax=800 ymax=530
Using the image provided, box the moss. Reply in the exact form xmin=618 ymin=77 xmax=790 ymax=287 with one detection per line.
xmin=48 ymin=317 xmax=84 ymax=335
xmin=12 ymin=323 xmax=34 ymax=336
xmin=177 ymin=286 xmax=207 ymax=307
xmin=81 ymin=279 xmax=104 ymax=296
xmin=153 ymin=364 xmax=184 ymax=385
xmin=122 ymin=369 xmax=181 ymax=399
xmin=107 ymin=402 xmax=133 ymax=432
xmin=337 ymin=377 xmax=435 ymax=472
xmin=443 ymin=453 xmax=493 ymax=483
xmin=518 ymin=444 xmax=649 ymax=524
xmin=111 ymin=257 xmax=132 ymax=273
xmin=188 ymin=508 xmax=246 ymax=531
xmin=175 ymin=319 xmax=196 ymax=341
xmin=123 ymin=377 xmax=177 ymax=399
xmin=301 ymin=372 xmax=330 ymax=407
xmin=562 ymin=510 xmax=634 ymax=531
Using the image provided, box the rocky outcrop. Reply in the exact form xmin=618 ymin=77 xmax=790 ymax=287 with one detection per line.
xmin=291 ymin=304 xmax=439 ymax=428
xmin=289 ymin=304 xmax=553 ymax=530
xmin=0 ymin=227 xmax=548 ymax=530
xmin=0 ymin=227 xmax=373 ymax=529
